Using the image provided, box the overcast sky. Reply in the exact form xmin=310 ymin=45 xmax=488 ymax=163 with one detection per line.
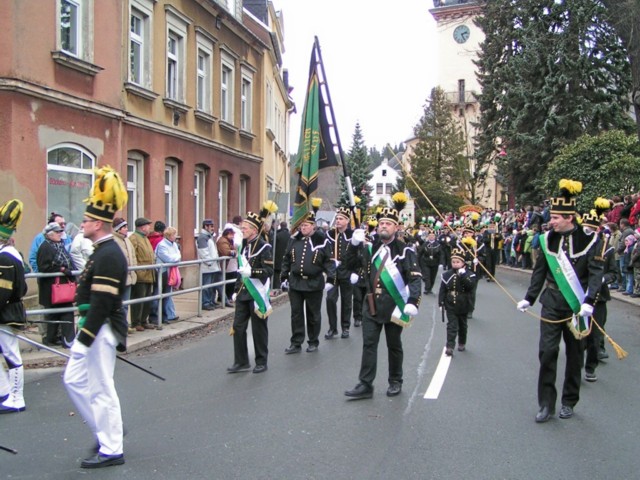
xmin=275 ymin=0 xmax=439 ymax=156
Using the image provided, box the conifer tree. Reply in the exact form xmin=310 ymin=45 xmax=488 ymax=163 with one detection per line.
xmin=337 ymin=123 xmax=373 ymax=208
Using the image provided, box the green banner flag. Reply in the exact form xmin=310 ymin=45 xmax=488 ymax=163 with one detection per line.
xmin=291 ymin=45 xmax=339 ymax=230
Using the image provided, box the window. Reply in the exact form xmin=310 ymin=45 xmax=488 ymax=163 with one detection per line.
xmin=219 ymin=173 xmax=229 ymax=227
xmin=165 ymin=161 xmax=178 ymax=227
xmin=195 ymin=32 xmax=214 ymax=114
xmin=129 ymin=1 xmax=154 ymax=88
xmin=239 ymin=177 xmax=248 ymax=217
xmin=376 ymin=183 xmax=383 ymax=195
xmin=458 ymin=79 xmax=465 ymax=104
xmin=240 ymin=71 xmax=253 ymax=132
xmin=165 ymin=6 xmax=190 ymax=103
xmin=56 ymin=0 xmax=94 ymax=63
xmin=194 ymin=169 xmax=206 ymax=235
xmin=47 ymin=144 xmax=95 ymax=230
xmin=127 ymin=153 xmax=145 ymax=222
xmin=385 ymin=184 xmax=393 ymax=194
xmin=382 ymin=169 xmax=387 ymax=177
xmin=220 ymin=52 xmax=235 ymax=123
xmin=266 ymin=82 xmax=273 ymax=131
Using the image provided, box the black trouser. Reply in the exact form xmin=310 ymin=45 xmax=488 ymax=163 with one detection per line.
xmin=585 ymin=302 xmax=606 ymax=373
xmin=485 ymin=250 xmax=497 ymax=277
xmin=423 ymin=265 xmax=439 ymax=292
xmin=358 ymin=316 xmax=404 ymax=387
xmin=352 ymin=285 xmax=365 ymax=324
xmin=45 ymin=310 xmax=74 ymax=348
xmin=538 ymin=305 xmax=585 ymax=409
xmin=130 ymin=282 xmax=153 ymax=327
xmin=326 ymin=278 xmax=353 ymax=332
xmin=445 ymin=309 xmax=468 ymax=348
xmin=288 ymin=288 xmax=323 ymax=347
xmin=232 ymin=298 xmax=269 ymax=367
xmin=273 ymin=270 xmax=281 ymax=289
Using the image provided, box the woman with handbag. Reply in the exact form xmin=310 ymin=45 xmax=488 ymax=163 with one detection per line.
xmin=155 ymin=226 xmax=181 ymax=323
xmin=37 ymin=222 xmax=76 ymax=348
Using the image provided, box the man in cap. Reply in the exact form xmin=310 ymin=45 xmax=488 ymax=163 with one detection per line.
xmin=0 ymin=199 xmax=28 ymax=414
xmin=324 ymin=206 xmax=355 ymax=339
xmin=281 ymin=204 xmax=336 ymax=354
xmin=517 ymin=180 xmax=604 ymax=423
xmin=63 ymin=166 xmax=129 ymax=468
xmin=344 ymin=193 xmax=422 ymax=399
xmin=227 ymin=210 xmax=274 ymax=373
xmin=128 ymin=217 xmax=156 ymax=330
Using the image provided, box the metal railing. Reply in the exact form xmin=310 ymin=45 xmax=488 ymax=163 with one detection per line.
xmin=25 ymin=257 xmax=235 ymax=329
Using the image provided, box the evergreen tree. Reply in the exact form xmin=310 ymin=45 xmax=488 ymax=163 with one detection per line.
xmin=337 ymin=123 xmax=373 ymax=208
xmin=407 ymin=87 xmax=467 ymax=215
xmin=368 ymin=146 xmax=382 ymax=169
xmin=475 ymin=0 xmax=634 ymax=203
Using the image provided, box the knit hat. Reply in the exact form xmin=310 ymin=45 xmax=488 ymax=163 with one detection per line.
xmin=84 ymin=166 xmax=127 ymax=222
xmin=377 ymin=192 xmax=407 ymax=225
xmin=0 ymin=199 xmax=23 ymax=240
xmin=550 ymin=179 xmax=582 ymax=215
xmin=112 ymin=217 xmax=128 ymax=232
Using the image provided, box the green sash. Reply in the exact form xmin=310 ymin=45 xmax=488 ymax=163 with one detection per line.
xmin=370 ymin=245 xmax=412 ymax=327
xmin=238 ymin=252 xmax=272 ymax=319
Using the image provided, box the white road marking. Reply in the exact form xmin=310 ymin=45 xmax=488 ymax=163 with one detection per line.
xmin=424 ymin=348 xmax=452 ymax=399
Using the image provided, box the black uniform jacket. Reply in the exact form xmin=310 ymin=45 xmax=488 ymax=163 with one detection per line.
xmin=417 ymin=240 xmax=443 ymax=268
xmin=75 ymin=236 xmax=128 ymax=351
xmin=593 ymin=233 xmax=616 ymax=304
xmin=438 ymin=268 xmax=476 ymax=315
xmin=344 ymin=236 xmax=422 ymax=324
xmin=326 ymin=227 xmax=354 ymax=280
xmin=281 ymin=229 xmax=336 ymax=292
xmin=524 ymin=227 xmax=604 ymax=309
xmin=0 ymin=246 xmax=28 ymax=328
xmin=234 ymin=235 xmax=273 ymax=301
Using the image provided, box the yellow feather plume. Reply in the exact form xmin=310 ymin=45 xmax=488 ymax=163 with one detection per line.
xmin=470 ymin=211 xmax=480 ymax=221
xmin=311 ymin=197 xmax=322 ymax=209
xmin=86 ymin=166 xmax=128 ymax=211
xmin=353 ymin=195 xmax=361 ymax=205
xmin=391 ymin=192 xmax=407 ymax=212
xmin=461 ymin=236 xmax=477 ymax=248
xmin=558 ymin=179 xmax=582 ymax=195
xmin=263 ymin=200 xmax=278 ymax=214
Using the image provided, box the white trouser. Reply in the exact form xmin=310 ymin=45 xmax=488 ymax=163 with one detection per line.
xmin=0 ymin=325 xmax=25 ymax=410
xmin=64 ymin=324 xmax=123 ymax=455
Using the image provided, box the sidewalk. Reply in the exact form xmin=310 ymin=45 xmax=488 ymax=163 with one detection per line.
xmin=498 ymin=264 xmax=640 ymax=308
xmin=18 ymin=291 xmax=289 ymax=369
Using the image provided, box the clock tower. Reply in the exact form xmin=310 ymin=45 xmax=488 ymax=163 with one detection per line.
xmin=429 ymin=1 xmax=502 ymax=209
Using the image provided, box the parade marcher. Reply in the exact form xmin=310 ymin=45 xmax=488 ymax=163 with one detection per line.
xmin=438 ymin=247 xmax=476 ymax=356
xmin=112 ymin=217 xmax=137 ymax=332
xmin=0 ymin=199 xmax=28 ymax=414
xmin=325 ymin=206 xmax=354 ymax=339
xmin=517 ymin=180 xmax=604 ymax=423
xmin=63 ymin=166 xmax=129 ymax=468
xmin=417 ymin=230 xmax=442 ymax=294
xmin=129 ymin=217 xmax=156 ymax=331
xmin=482 ymin=220 xmax=503 ymax=281
xmin=459 ymin=221 xmax=479 ymax=319
xmin=273 ymin=221 xmax=290 ymax=289
xmin=227 ymin=208 xmax=274 ymax=374
xmin=344 ymin=193 xmax=422 ymax=399
xmin=37 ymin=221 xmax=77 ymax=348
xmin=581 ymin=203 xmax=615 ymax=382
xmin=352 ymin=217 xmax=378 ymax=328
xmin=438 ymin=224 xmax=453 ymax=269
xmin=280 ymin=200 xmax=336 ymax=354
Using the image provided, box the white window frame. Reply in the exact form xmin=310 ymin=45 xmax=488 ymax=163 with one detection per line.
xmin=129 ymin=0 xmax=154 ymax=88
xmin=195 ymin=32 xmax=214 ymax=114
xmin=219 ymin=173 xmax=229 ymax=228
xmin=239 ymin=177 xmax=248 ymax=217
xmin=165 ymin=6 xmax=190 ymax=103
xmin=266 ymin=81 xmax=274 ymax=131
xmin=220 ymin=52 xmax=235 ymax=123
xmin=194 ymin=168 xmax=206 ymax=236
xmin=57 ymin=0 xmax=93 ymax=61
xmin=126 ymin=153 xmax=144 ymax=222
xmin=240 ymin=70 xmax=253 ymax=132
xmin=165 ymin=160 xmax=179 ymax=228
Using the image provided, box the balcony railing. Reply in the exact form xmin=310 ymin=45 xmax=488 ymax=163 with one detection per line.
xmin=444 ymin=90 xmax=478 ymax=105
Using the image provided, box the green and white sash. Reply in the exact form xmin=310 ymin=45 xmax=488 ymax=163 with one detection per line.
xmin=238 ymin=251 xmax=272 ymax=319
xmin=539 ymin=233 xmax=590 ymax=338
xmin=370 ymin=245 xmax=413 ymax=327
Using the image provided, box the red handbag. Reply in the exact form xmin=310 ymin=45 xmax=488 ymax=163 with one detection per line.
xmin=51 ymin=277 xmax=77 ymax=305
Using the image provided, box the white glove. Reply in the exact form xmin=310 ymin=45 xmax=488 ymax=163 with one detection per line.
xmin=472 ymin=258 xmax=479 ymax=265
xmin=240 ymin=265 xmax=251 ymax=278
xmin=351 ymin=229 xmax=365 ymax=246
xmin=333 ymin=259 xmax=341 ymax=267
xmin=457 ymin=268 xmax=466 ymax=275
xmin=579 ymin=303 xmax=594 ymax=317
xmin=280 ymin=280 xmax=289 ymax=290
xmin=350 ymin=273 xmax=359 ymax=285
xmin=70 ymin=339 xmax=89 ymax=359
xmin=403 ymin=304 xmax=418 ymax=316
xmin=324 ymin=283 xmax=334 ymax=292
xmin=517 ymin=300 xmax=530 ymax=312
xmin=231 ymin=293 xmax=237 ymax=302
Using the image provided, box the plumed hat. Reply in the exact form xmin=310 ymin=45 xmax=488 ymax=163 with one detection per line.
xmin=0 ymin=199 xmax=23 ymax=240
xmin=84 ymin=166 xmax=127 ymax=222
xmin=335 ymin=206 xmax=351 ymax=221
xmin=550 ymin=179 xmax=582 ymax=215
xmin=377 ymin=192 xmax=407 ymax=225
xmin=451 ymin=247 xmax=466 ymax=261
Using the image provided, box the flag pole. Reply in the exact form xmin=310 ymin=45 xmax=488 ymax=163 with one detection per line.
xmin=313 ymin=36 xmax=358 ymax=221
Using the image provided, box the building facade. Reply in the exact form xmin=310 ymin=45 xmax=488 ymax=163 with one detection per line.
xmin=0 ymin=0 xmax=291 ymax=259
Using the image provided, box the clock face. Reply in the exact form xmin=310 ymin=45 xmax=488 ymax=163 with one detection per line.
xmin=453 ymin=25 xmax=470 ymax=44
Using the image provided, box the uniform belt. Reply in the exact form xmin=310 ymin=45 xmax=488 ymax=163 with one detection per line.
xmin=295 ymin=272 xmax=309 ymax=280
xmin=546 ymin=281 xmax=559 ymax=290
xmin=375 ymin=287 xmax=383 ymax=294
